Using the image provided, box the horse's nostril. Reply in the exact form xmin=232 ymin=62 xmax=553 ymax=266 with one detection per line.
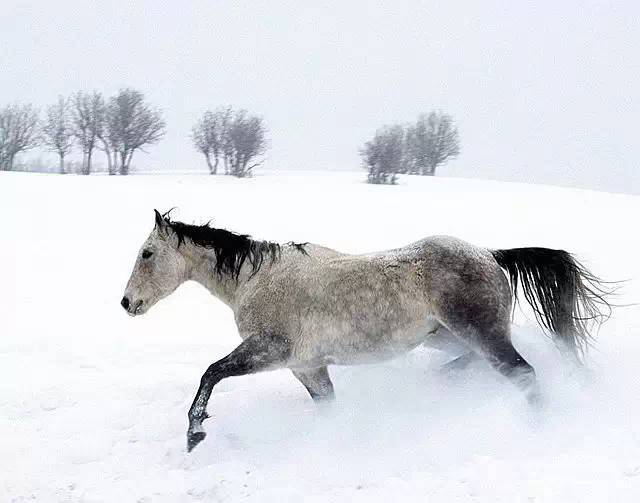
xmin=121 ymin=296 xmax=130 ymax=310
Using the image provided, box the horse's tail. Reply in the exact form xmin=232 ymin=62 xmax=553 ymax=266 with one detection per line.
xmin=491 ymin=247 xmax=612 ymax=360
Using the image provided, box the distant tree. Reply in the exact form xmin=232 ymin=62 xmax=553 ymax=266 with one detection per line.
xmin=0 ymin=103 xmax=40 ymax=171
xmin=405 ymin=111 xmax=460 ymax=176
xmin=226 ymin=109 xmax=267 ymax=177
xmin=42 ymin=96 xmax=74 ymax=174
xmin=72 ymin=91 xmax=105 ymax=175
xmin=361 ymin=124 xmax=405 ymax=184
xmin=105 ymin=88 xmax=166 ymax=175
xmin=193 ymin=106 xmax=266 ymax=177
xmin=191 ymin=109 xmax=226 ymax=174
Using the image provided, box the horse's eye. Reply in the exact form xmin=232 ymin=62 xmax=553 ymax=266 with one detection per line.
xmin=142 ymin=250 xmax=153 ymax=259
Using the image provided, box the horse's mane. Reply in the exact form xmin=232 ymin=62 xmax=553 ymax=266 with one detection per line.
xmin=161 ymin=211 xmax=281 ymax=280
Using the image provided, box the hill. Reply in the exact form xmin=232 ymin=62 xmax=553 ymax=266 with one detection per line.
xmin=2 ymin=171 xmax=640 ymax=501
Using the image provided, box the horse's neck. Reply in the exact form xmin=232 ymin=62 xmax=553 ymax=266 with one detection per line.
xmin=183 ymin=244 xmax=248 ymax=309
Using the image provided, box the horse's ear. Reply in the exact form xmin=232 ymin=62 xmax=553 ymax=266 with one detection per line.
xmin=154 ymin=209 xmax=166 ymax=230
xmin=153 ymin=209 xmax=179 ymax=246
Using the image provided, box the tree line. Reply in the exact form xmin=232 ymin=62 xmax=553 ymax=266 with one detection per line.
xmin=0 ymin=93 xmax=268 ymax=178
xmin=2 ymin=92 xmax=460 ymax=182
xmin=361 ymin=111 xmax=460 ymax=184
xmin=0 ymin=89 xmax=165 ymax=174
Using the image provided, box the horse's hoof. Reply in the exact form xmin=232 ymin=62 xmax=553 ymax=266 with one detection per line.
xmin=187 ymin=431 xmax=206 ymax=452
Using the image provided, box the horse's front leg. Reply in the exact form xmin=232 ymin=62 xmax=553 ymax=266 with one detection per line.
xmin=291 ymin=366 xmax=335 ymax=402
xmin=187 ymin=332 xmax=291 ymax=452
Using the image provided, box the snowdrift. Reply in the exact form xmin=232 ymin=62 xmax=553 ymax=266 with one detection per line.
xmin=2 ymin=171 xmax=640 ymax=501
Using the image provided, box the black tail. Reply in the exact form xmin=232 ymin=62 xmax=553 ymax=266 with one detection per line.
xmin=491 ymin=247 xmax=612 ymax=359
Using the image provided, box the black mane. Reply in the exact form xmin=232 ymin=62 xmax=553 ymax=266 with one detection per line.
xmin=163 ymin=213 xmax=281 ymax=280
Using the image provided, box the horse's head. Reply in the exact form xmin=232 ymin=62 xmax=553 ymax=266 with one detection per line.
xmin=121 ymin=210 xmax=188 ymax=316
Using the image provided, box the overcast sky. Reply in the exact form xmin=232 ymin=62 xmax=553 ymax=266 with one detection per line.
xmin=2 ymin=1 xmax=638 ymax=193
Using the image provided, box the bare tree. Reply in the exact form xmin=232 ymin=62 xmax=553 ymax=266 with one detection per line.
xmin=406 ymin=111 xmax=460 ymax=176
xmin=105 ymin=88 xmax=166 ymax=175
xmin=0 ymin=103 xmax=40 ymax=171
xmin=72 ymin=91 xmax=105 ymax=175
xmin=191 ymin=110 xmax=224 ymax=174
xmin=42 ymin=96 xmax=74 ymax=174
xmin=361 ymin=124 xmax=405 ymax=184
xmin=226 ymin=109 xmax=267 ymax=178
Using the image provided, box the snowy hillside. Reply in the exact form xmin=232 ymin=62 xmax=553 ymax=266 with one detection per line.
xmin=2 ymin=171 xmax=640 ymax=502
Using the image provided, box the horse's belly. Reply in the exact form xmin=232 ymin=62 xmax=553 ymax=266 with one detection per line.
xmin=323 ymin=342 xmax=422 ymax=365
xmin=301 ymin=317 xmax=440 ymax=366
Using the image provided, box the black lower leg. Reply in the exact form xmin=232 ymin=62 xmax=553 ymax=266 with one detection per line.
xmin=187 ymin=333 xmax=291 ymax=451
xmin=485 ymin=341 xmax=539 ymax=403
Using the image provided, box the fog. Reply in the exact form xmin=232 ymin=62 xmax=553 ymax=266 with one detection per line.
xmin=2 ymin=0 xmax=639 ymax=192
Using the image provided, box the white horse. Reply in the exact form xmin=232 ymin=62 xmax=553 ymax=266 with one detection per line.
xmin=122 ymin=210 xmax=610 ymax=451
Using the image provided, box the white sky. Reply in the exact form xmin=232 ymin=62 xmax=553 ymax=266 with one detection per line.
xmin=2 ymin=0 xmax=639 ymax=193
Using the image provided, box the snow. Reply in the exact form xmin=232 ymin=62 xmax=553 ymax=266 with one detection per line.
xmin=2 ymin=170 xmax=640 ymax=502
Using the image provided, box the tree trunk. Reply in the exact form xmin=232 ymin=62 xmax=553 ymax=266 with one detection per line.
xmin=205 ymin=153 xmax=214 ymax=174
xmin=101 ymin=139 xmax=115 ymax=175
xmin=59 ymin=154 xmax=65 ymax=174
xmin=109 ymin=151 xmax=116 ymax=175
xmin=120 ymin=152 xmax=128 ymax=175
xmin=126 ymin=151 xmax=134 ymax=174
xmin=85 ymin=150 xmax=93 ymax=175
xmin=106 ymin=151 xmax=114 ymax=175
xmin=232 ymin=154 xmax=242 ymax=177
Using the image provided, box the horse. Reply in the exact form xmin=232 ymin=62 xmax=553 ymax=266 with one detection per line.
xmin=121 ymin=210 xmax=610 ymax=451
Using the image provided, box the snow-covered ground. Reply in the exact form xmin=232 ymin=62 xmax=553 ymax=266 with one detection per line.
xmin=2 ymin=171 xmax=640 ymax=502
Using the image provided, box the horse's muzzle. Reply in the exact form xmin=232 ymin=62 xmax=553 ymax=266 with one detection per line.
xmin=121 ymin=296 xmax=144 ymax=316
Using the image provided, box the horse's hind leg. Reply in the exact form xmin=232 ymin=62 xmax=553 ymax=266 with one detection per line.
xmin=426 ymin=325 xmax=481 ymax=373
xmin=444 ymin=319 xmax=539 ymax=403
xmin=187 ymin=332 xmax=291 ymax=451
xmin=440 ymin=351 xmax=479 ymax=374
xmin=291 ymin=366 xmax=335 ymax=402
xmin=479 ymin=335 xmax=539 ymax=404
